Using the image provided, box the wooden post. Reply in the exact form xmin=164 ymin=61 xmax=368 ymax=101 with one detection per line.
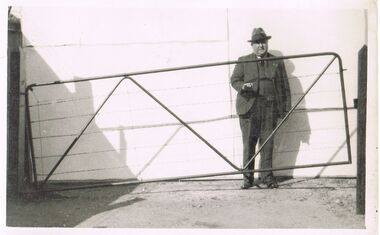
xmin=356 ymin=45 xmax=367 ymax=215
xmin=8 ymin=13 xmax=22 ymax=193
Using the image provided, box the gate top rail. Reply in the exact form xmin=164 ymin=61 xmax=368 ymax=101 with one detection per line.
xmin=25 ymin=52 xmax=343 ymax=91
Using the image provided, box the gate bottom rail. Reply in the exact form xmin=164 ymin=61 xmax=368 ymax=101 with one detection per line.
xmin=34 ymin=160 xmax=350 ymax=193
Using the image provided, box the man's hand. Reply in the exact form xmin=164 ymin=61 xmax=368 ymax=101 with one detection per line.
xmin=241 ymin=82 xmax=254 ymax=91
xmin=240 ymin=82 xmax=257 ymax=98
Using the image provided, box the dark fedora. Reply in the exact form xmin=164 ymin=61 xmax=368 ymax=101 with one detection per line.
xmin=248 ymin=27 xmax=271 ymax=43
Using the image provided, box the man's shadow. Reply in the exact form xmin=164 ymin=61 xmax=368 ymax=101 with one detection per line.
xmin=269 ymin=50 xmax=311 ymax=180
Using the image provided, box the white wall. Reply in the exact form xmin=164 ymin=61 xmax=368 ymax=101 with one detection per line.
xmin=19 ymin=7 xmax=365 ymax=181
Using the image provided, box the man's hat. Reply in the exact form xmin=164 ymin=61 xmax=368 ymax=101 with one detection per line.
xmin=248 ymin=27 xmax=271 ymax=43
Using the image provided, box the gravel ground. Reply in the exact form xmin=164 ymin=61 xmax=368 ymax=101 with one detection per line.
xmin=6 ymin=178 xmax=365 ymax=228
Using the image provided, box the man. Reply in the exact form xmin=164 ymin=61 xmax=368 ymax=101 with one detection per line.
xmin=230 ymin=28 xmax=291 ymax=189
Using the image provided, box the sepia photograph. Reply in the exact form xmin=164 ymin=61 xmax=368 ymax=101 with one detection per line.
xmin=3 ymin=0 xmax=378 ymax=234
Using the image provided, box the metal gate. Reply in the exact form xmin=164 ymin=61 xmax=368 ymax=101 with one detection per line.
xmin=25 ymin=52 xmax=352 ymax=193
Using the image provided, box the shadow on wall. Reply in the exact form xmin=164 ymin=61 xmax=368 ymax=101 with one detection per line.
xmin=23 ymin=37 xmax=138 ymax=183
xmin=270 ymin=50 xmax=311 ymax=177
xmin=8 ymin=36 xmax=140 ymax=227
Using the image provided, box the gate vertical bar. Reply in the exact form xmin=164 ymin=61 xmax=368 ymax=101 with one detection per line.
xmin=25 ymin=86 xmax=38 ymax=188
xmin=336 ymin=56 xmax=353 ymax=164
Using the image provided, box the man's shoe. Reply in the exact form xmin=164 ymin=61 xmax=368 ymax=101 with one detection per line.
xmin=257 ymin=176 xmax=279 ymax=189
xmin=266 ymin=181 xmax=279 ymax=189
xmin=240 ymin=181 xmax=253 ymax=189
xmin=265 ymin=177 xmax=279 ymax=189
xmin=240 ymin=182 xmax=252 ymax=189
xmin=251 ymin=181 xmax=264 ymax=189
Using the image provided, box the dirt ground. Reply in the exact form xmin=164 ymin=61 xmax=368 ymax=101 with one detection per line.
xmin=6 ymin=177 xmax=365 ymax=229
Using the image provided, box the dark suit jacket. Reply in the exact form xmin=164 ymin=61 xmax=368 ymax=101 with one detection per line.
xmin=230 ymin=52 xmax=291 ymax=116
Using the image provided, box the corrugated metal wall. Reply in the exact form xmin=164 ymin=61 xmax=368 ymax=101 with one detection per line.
xmin=19 ymin=8 xmax=365 ymax=182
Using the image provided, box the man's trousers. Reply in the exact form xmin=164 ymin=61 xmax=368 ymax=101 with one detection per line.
xmin=239 ymin=96 xmax=278 ymax=182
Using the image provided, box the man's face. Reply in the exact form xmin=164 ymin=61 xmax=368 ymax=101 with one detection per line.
xmin=252 ymin=40 xmax=268 ymax=56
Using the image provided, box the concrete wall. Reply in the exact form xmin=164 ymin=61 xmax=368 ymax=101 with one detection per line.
xmin=18 ymin=7 xmax=365 ymax=181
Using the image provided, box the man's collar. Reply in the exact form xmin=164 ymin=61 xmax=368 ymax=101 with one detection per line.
xmin=255 ymin=52 xmax=268 ymax=58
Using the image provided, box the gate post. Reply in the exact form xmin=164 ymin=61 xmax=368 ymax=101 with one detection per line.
xmin=356 ymin=45 xmax=367 ymax=215
xmin=7 ymin=11 xmax=23 ymax=194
